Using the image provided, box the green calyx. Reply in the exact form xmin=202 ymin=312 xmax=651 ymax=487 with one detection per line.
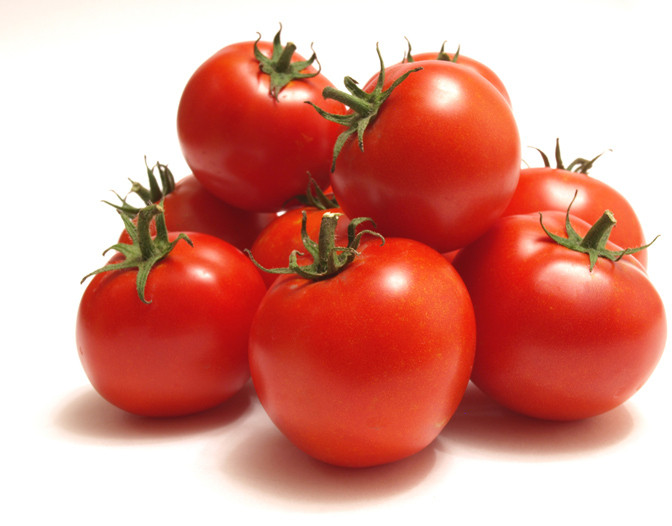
xmin=245 ymin=212 xmax=384 ymax=281
xmin=307 ymin=44 xmax=423 ymax=171
xmin=539 ymin=191 xmax=657 ymax=271
xmin=403 ymin=37 xmax=460 ymax=63
xmin=104 ymin=158 xmax=176 ymax=218
xmin=81 ymin=203 xmax=192 ymax=304
xmin=531 ymin=138 xmax=612 ymax=174
xmin=254 ymin=24 xmax=321 ymax=100
xmin=294 ymin=176 xmax=338 ymax=210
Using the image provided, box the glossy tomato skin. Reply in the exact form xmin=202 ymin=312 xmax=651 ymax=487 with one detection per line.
xmin=248 ymin=206 xmax=350 ymax=288
xmin=503 ymin=167 xmax=648 ymax=267
xmin=76 ymin=233 xmax=266 ymax=417
xmin=408 ymin=52 xmax=511 ymax=104
xmin=249 ymin=237 xmax=476 ymax=467
xmin=452 ymin=211 xmax=666 ymax=421
xmin=119 ymin=174 xmax=276 ymax=250
xmin=331 ymin=61 xmax=520 ymax=254
xmin=177 ymin=40 xmax=345 ymax=213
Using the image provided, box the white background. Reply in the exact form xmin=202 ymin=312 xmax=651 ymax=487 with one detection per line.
xmin=2 ymin=1 xmax=671 ymax=524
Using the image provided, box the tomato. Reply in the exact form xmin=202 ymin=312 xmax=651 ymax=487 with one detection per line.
xmin=504 ymin=141 xmax=648 ymax=267
xmin=249 ymin=214 xmax=476 ymax=467
xmin=176 ymin=27 xmax=345 ymax=212
xmin=77 ymin=206 xmax=266 ymax=417
xmin=314 ymin=48 xmax=520 ymax=253
xmin=403 ymin=41 xmax=511 ymax=105
xmin=452 ymin=207 xmax=666 ymax=421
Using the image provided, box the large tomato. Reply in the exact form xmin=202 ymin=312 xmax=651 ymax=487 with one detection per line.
xmin=176 ymin=27 xmax=345 ymax=212
xmin=77 ymin=206 xmax=266 ymax=417
xmin=452 ymin=207 xmax=666 ymax=421
xmin=503 ymin=141 xmax=648 ymax=267
xmin=314 ymin=48 xmax=520 ymax=253
xmin=249 ymin=214 xmax=476 ymax=467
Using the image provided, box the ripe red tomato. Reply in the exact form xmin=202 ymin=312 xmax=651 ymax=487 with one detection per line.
xmin=249 ymin=217 xmax=476 ymax=467
xmin=176 ymin=28 xmax=345 ymax=212
xmin=320 ymin=53 xmax=520 ymax=253
xmin=77 ymin=227 xmax=266 ymax=417
xmin=404 ymin=42 xmax=511 ymax=105
xmin=452 ymin=210 xmax=666 ymax=421
xmin=504 ymin=143 xmax=648 ymax=267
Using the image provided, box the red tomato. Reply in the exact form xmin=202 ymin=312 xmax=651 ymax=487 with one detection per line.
xmin=324 ymin=56 xmax=520 ymax=253
xmin=77 ymin=230 xmax=266 ymax=417
xmin=452 ymin=210 xmax=666 ymax=421
xmin=249 ymin=224 xmax=476 ymax=467
xmin=405 ymin=45 xmax=511 ymax=105
xmin=504 ymin=155 xmax=648 ymax=267
xmin=176 ymin=29 xmax=345 ymax=212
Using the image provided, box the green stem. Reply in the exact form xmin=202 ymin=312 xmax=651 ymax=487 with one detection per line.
xmin=276 ymin=41 xmax=297 ymax=72
xmin=131 ymin=180 xmax=153 ymax=204
xmin=316 ymin=212 xmax=341 ymax=271
xmin=579 ymin=210 xmax=616 ymax=251
xmin=322 ymin=86 xmax=374 ymax=115
xmin=254 ymin=25 xmax=321 ymax=99
xmin=136 ymin=204 xmax=162 ymax=260
xmin=245 ymin=212 xmax=384 ymax=281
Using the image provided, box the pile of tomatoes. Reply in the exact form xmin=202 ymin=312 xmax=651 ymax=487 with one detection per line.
xmin=76 ymin=27 xmax=667 ymax=469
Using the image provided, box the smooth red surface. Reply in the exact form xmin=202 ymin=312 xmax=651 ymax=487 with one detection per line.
xmin=249 ymin=236 xmax=476 ymax=467
xmin=76 ymin=232 xmax=266 ymax=417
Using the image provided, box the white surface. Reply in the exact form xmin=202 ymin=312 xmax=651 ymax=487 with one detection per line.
xmin=2 ymin=1 xmax=670 ymax=524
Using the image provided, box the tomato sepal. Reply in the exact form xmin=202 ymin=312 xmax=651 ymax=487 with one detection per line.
xmin=307 ymin=45 xmax=422 ymax=170
xmin=104 ymin=158 xmax=176 ymax=218
xmin=403 ymin=38 xmax=461 ymax=63
xmin=246 ymin=212 xmax=383 ymax=280
xmin=254 ymin=24 xmax=321 ymax=100
xmin=531 ymin=138 xmax=611 ymax=175
xmin=540 ymin=191 xmax=658 ymax=271
xmin=292 ymin=176 xmax=338 ymax=210
xmin=81 ymin=203 xmax=192 ymax=304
